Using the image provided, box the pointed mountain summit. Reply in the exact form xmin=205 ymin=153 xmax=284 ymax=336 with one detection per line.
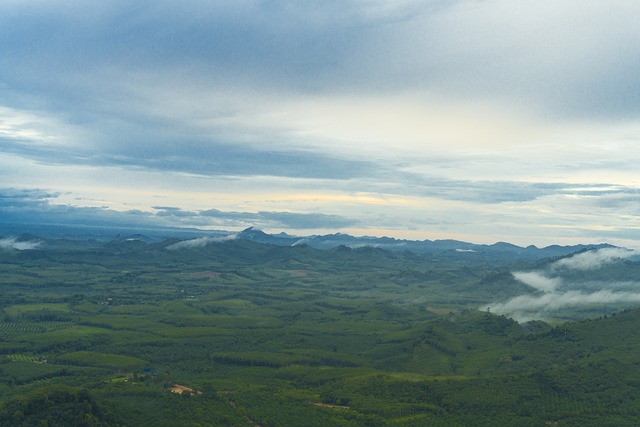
xmin=236 ymin=227 xmax=298 ymax=246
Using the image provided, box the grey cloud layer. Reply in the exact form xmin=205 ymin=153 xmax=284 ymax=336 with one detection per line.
xmin=2 ymin=1 xmax=640 ymax=245
xmin=0 ymin=189 xmax=357 ymax=231
xmin=3 ymin=1 xmax=639 ymax=123
xmin=3 ymin=1 xmax=640 ymax=162
xmin=161 ymin=206 xmax=356 ymax=229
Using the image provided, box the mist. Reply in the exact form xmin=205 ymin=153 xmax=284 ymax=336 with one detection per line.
xmin=0 ymin=237 xmax=42 ymax=251
xmin=487 ymin=248 xmax=640 ymax=322
xmin=512 ymin=271 xmax=561 ymax=293
xmin=551 ymin=247 xmax=636 ymax=271
xmin=490 ymin=290 xmax=640 ymax=323
xmin=165 ymin=234 xmax=237 ymax=250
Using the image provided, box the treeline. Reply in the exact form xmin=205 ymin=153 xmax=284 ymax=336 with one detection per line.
xmin=0 ymin=386 xmax=121 ymax=427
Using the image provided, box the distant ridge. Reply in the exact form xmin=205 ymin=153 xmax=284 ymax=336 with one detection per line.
xmin=2 ymin=224 xmax=615 ymax=260
xmin=229 ymin=227 xmax=615 ymax=260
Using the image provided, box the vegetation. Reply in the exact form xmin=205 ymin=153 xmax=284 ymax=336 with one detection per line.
xmin=0 ymin=235 xmax=639 ymax=425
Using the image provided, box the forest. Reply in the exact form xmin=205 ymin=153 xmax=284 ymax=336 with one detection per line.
xmin=1 ymin=233 xmax=640 ymax=426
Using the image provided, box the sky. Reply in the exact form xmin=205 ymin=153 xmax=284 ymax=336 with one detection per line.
xmin=1 ymin=0 xmax=640 ymax=247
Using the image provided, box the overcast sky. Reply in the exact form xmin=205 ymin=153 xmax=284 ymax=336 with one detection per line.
xmin=2 ymin=0 xmax=640 ymax=247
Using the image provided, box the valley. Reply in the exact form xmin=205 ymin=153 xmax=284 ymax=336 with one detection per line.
xmin=0 ymin=232 xmax=639 ymax=426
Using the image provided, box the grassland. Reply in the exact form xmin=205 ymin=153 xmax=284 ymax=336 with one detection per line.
xmin=0 ymin=237 xmax=639 ymax=425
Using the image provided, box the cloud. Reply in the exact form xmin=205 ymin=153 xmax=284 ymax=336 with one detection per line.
xmin=489 ymin=290 xmax=640 ymax=323
xmin=403 ymin=0 xmax=640 ymax=119
xmin=552 ymin=248 xmax=636 ymax=271
xmin=0 ymin=188 xmax=357 ymax=235
xmin=489 ymin=248 xmax=640 ymax=321
xmin=0 ymin=188 xmax=58 ymax=207
xmin=512 ymin=272 xmax=561 ymax=293
xmin=5 ymin=1 xmax=640 ymax=140
xmin=198 ymin=208 xmax=356 ymax=230
xmin=1 ymin=1 xmax=640 ymax=247
xmin=165 ymin=234 xmax=237 ymax=251
xmin=0 ymin=237 xmax=42 ymax=251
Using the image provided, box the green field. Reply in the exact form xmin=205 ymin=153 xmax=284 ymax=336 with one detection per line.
xmin=0 ymin=236 xmax=639 ymax=425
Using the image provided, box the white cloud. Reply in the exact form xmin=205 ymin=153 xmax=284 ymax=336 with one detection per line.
xmin=489 ymin=290 xmax=640 ymax=323
xmin=489 ymin=248 xmax=640 ymax=321
xmin=0 ymin=106 xmax=67 ymax=144
xmin=165 ymin=234 xmax=238 ymax=250
xmin=512 ymin=271 xmax=561 ymax=293
xmin=552 ymin=248 xmax=636 ymax=271
xmin=0 ymin=237 xmax=42 ymax=251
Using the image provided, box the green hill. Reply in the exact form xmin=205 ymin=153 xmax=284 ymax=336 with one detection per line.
xmin=1 ymin=236 xmax=640 ymax=425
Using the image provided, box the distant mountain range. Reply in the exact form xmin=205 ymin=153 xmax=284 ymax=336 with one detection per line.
xmin=231 ymin=227 xmax=615 ymax=260
xmin=1 ymin=224 xmax=615 ymax=261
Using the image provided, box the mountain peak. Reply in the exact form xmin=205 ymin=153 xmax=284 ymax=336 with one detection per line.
xmin=230 ymin=228 xmax=623 ymax=261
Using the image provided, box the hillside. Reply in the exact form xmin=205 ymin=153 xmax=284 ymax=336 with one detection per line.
xmin=1 ymin=224 xmax=615 ymax=259
xmin=0 ymin=234 xmax=639 ymax=425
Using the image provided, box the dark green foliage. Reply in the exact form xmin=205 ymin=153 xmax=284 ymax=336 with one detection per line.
xmin=1 ymin=237 xmax=640 ymax=425
xmin=0 ymin=386 xmax=120 ymax=426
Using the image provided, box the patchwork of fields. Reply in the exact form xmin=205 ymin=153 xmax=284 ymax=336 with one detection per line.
xmin=1 ymin=237 xmax=640 ymax=425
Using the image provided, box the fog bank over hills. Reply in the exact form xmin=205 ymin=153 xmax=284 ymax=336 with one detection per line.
xmin=489 ymin=247 xmax=640 ymax=322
